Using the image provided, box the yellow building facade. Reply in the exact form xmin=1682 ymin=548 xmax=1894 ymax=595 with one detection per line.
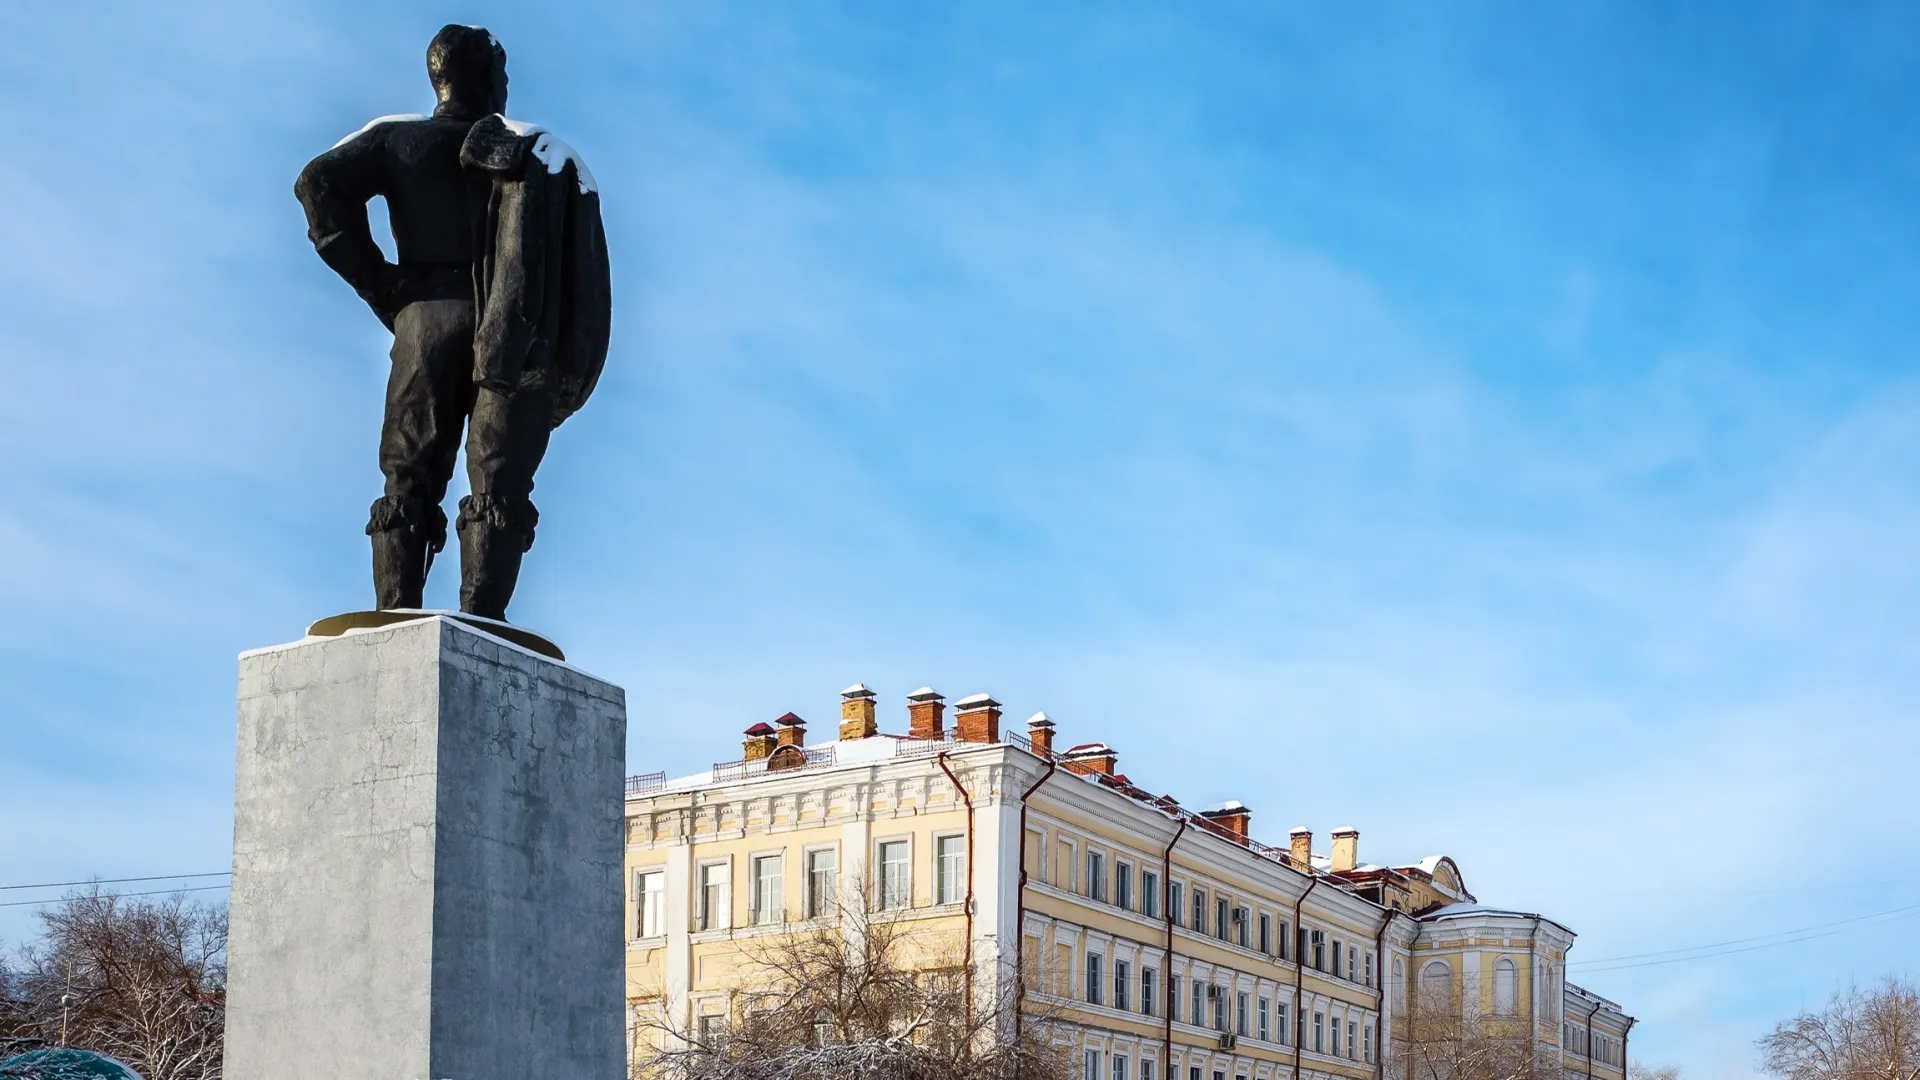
xmin=623 ymin=685 xmax=1632 ymax=1080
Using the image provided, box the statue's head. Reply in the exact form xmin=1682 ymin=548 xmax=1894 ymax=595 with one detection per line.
xmin=427 ymin=24 xmax=508 ymax=117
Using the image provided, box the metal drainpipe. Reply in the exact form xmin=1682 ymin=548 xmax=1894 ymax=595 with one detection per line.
xmin=1621 ymin=1015 xmax=1636 ymax=1078
xmin=1372 ymin=910 xmax=1396 ymax=1080
xmin=1011 ymin=755 xmax=1058 ymax=1038
xmin=937 ymin=752 xmax=976 ymax=1030
xmin=1291 ymin=875 xmax=1321 ymax=1078
xmin=1586 ymin=997 xmax=1603 ymax=1080
xmin=1160 ymin=816 xmax=1190 ymax=1080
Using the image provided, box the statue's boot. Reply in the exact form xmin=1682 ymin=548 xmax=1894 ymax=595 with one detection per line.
xmin=366 ymin=497 xmax=446 ymax=610
xmin=455 ymin=493 xmax=537 ymax=622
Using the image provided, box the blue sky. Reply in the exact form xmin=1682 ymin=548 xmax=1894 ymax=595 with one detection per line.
xmin=3 ymin=2 xmax=1918 ymax=1074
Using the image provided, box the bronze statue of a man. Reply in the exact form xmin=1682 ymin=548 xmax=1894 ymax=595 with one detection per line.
xmin=295 ymin=25 xmax=610 ymax=621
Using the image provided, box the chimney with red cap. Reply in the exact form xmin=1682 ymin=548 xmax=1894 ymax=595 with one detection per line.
xmin=774 ymin=712 xmax=806 ymax=748
xmin=907 ymin=687 xmax=946 ymax=739
xmin=742 ymin=723 xmax=777 ymax=761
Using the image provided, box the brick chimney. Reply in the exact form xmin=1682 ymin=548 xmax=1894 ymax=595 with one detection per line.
xmin=1289 ymin=827 xmax=1313 ymax=870
xmin=1330 ymin=827 xmax=1359 ymax=873
xmin=1200 ymin=801 xmax=1251 ymax=844
xmin=839 ymin=683 xmax=878 ymax=740
xmin=953 ymin=693 xmax=1002 ymax=743
xmin=774 ymin=712 xmax=806 ymax=748
xmin=1026 ymin=712 xmax=1056 ymax=756
xmin=742 ymin=722 xmax=777 ymax=761
xmin=907 ymin=687 xmax=946 ymax=739
xmin=1060 ymin=742 xmax=1117 ymax=777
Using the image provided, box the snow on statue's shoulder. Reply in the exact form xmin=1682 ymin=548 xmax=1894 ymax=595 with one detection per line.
xmin=497 ymin=115 xmax=598 ymax=194
xmin=331 ymin=113 xmax=426 ymax=150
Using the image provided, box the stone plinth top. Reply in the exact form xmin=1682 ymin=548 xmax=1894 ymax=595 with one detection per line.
xmin=302 ymin=608 xmax=565 ymax=661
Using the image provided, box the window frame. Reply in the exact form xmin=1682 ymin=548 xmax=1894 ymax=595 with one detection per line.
xmin=1087 ymin=850 xmax=1106 ymax=902
xmin=934 ymin=833 xmax=965 ymax=907
xmin=876 ymin=837 xmax=912 ymax=911
xmin=749 ymin=852 xmax=784 ymax=926
xmin=804 ymin=845 xmax=838 ymax=919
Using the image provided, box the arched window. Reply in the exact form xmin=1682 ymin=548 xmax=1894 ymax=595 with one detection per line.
xmin=1419 ymin=959 xmax=1452 ymax=1008
xmin=1493 ymin=957 xmax=1517 ymax=1015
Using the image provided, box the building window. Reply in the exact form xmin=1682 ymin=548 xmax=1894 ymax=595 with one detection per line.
xmin=1168 ymin=974 xmax=1181 ymax=1021
xmin=1087 ymin=953 xmax=1104 ymax=1005
xmin=1421 ymin=960 xmax=1452 ymax=997
xmin=806 ymin=848 xmax=836 ymax=918
xmin=1258 ymin=996 xmax=1269 ymax=1041
xmin=1313 ymin=1012 xmax=1324 ymax=1053
xmin=878 ymin=840 xmax=910 ymax=909
xmin=634 ymin=869 xmax=665 ymax=938
xmin=1215 ymin=898 xmax=1229 ymax=942
xmin=697 ymin=862 xmax=727 ymax=931
xmin=1348 ymin=946 xmax=1358 ymax=982
xmin=1212 ymin=985 xmax=1227 ymax=1032
xmin=1277 ymin=1002 xmax=1289 ymax=1046
xmin=1493 ymin=957 xmax=1517 ymax=1015
xmin=1192 ymin=981 xmax=1203 ymax=1027
xmin=1236 ymin=991 xmax=1249 ymax=1036
xmin=1233 ymin=906 xmax=1250 ymax=948
xmin=1084 ymin=1049 xmax=1100 ymax=1080
xmin=750 ymin=854 xmax=783 ymax=925
xmin=1141 ymin=1061 xmax=1154 ymax=1080
xmin=1116 ymin=862 xmax=1133 ymax=910
xmin=1331 ymin=1015 xmax=1341 ymax=1056
xmin=1277 ymin=920 xmax=1290 ymax=961
xmin=1331 ymin=938 xmax=1344 ymax=978
xmin=935 ymin=835 xmax=965 ymax=906
xmin=1142 ymin=870 xmax=1159 ymax=918
xmin=1363 ymin=1025 xmax=1373 ymax=1062
xmin=1310 ymin=930 xmax=1326 ymax=972
xmin=1347 ymin=1021 xmax=1358 ymax=1060
xmin=1258 ymin=913 xmax=1271 ymax=954
xmin=1142 ymin=968 xmax=1156 ymax=1017
xmin=1189 ymin=1068 xmax=1201 ymax=1080
xmin=1088 ymin=851 xmax=1106 ymax=901
xmin=1113 ymin=1055 xmax=1129 ymax=1080
xmin=1169 ymin=881 xmax=1184 ymax=927
xmin=1115 ymin=960 xmax=1131 ymax=1011
xmin=1191 ymin=889 xmax=1206 ymax=934
xmin=1364 ymin=951 xmax=1374 ymax=987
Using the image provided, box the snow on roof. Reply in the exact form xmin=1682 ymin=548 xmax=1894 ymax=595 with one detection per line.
xmin=1063 ymin=742 xmax=1112 ymax=755
xmin=841 ymin=683 xmax=874 ymax=698
xmin=953 ymin=693 xmax=999 ymax=709
xmin=1202 ymin=800 xmax=1247 ymax=814
xmin=332 ymin=113 xmax=425 ymax=149
xmin=907 ymin=687 xmax=942 ymax=701
xmin=1026 ymin=711 xmax=1054 ymax=726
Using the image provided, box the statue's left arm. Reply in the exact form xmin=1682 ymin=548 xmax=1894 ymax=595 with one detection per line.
xmin=295 ymin=128 xmax=403 ymax=330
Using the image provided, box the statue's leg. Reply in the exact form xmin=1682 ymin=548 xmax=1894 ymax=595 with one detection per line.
xmin=456 ymin=385 xmax=556 ymax=621
xmin=368 ymin=299 xmax=477 ymax=609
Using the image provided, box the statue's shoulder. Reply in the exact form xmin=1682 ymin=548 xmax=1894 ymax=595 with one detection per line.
xmin=329 ymin=113 xmax=429 ymax=151
xmin=460 ymin=114 xmax=597 ymax=194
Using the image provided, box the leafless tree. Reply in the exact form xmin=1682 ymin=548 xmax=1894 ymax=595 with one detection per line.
xmin=1 ymin=889 xmax=225 ymax=1080
xmin=1392 ymin=986 xmax=1559 ymax=1080
xmin=630 ymin=880 xmax=1069 ymax=1080
xmin=1629 ymin=1063 xmax=1681 ymax=1080
xmin=1758 ymin=978 xmax=1920 ymax=1080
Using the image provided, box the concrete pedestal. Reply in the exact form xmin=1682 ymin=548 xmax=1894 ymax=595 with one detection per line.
xmin=226 ymin=615 xmax=627 ymax=1080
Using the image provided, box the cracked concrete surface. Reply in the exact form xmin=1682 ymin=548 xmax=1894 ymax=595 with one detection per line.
xmin=227 ymin=617 xmax=627 ymax=1079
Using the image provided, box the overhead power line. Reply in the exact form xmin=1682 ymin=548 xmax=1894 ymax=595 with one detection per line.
xmin=1569 ymin=901 xmax=1920 ymax=967
xmin=0 ymin=884 xmax=231 ymax=910
xmin=0 ymin=872 xmax=231 ymax=893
